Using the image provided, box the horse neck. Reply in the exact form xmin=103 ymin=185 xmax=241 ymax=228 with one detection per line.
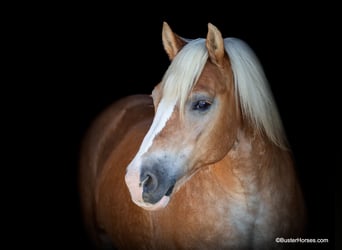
xmin=223 ymin=124 xmax=294 ymax=192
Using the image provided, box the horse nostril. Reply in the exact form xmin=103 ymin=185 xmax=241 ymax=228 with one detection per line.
xmin=140 ymin=172 xmax=158 ymax=193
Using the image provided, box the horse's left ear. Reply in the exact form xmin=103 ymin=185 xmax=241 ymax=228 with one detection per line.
xmin=162 ymin=22 xmax=187 ymax=60
xmin=206 ymin=23 xmax=225 ymax=67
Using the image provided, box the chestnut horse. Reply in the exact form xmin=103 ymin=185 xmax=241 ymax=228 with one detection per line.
xmin=79 ymin=22 xmax=306 ymax=249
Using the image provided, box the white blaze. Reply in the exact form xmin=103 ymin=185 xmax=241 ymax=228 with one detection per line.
xmin=125 ymin=97 xmax=177 ymax=208
xmin=132 ymin=97 xmax=176 ymax=164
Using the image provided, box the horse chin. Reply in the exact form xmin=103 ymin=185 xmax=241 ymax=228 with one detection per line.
xmin=133 ymin=195 xmax=170 ymax=211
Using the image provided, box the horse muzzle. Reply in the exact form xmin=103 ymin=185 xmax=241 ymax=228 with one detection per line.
xmin=140 ymin=164 xmax=176 ymax=203
xmin=125 ymin=160 xmax=178 ymax=211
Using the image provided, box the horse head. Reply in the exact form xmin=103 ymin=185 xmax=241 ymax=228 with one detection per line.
xmin=125 ymin=22 xmax=240 ymax=210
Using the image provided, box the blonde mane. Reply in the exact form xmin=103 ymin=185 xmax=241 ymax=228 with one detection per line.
xmin=160 ymin=37 xmax=287 ymax=148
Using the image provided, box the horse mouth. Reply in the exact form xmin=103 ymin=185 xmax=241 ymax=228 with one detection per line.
xmin=141 ymin=183 xmax=174 ymax=210
xmin=133 ymin=195 xmax=171 ymax=211
xmin=141 ymin=181 xmax=175 ymax=205
xmin=165 ymin=184 xmax=175 ymax=196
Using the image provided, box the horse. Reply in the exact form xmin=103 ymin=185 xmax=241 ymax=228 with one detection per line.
xmin=79 ymin=22 xmax=306 ymax=249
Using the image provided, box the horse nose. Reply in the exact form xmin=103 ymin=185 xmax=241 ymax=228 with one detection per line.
xmin=140 ymin=165 xmax=175 ymax=204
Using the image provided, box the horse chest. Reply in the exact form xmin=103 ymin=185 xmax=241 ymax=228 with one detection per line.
xmin=142 ymin=184 xmax=256 ymax=249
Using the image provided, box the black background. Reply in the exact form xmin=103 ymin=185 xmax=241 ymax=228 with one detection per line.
xmin=10 ymin=3 xmax=337 ymax=249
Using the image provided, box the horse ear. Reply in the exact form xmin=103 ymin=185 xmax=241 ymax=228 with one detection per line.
xmin=162 ymin=22 xmax=187 ymax=60
xmin=206 ymin=23 xmax=225 ymax=67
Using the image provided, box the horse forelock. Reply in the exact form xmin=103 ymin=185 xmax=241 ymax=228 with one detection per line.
xmin=161 ymin=38 xmax=208 ymax=117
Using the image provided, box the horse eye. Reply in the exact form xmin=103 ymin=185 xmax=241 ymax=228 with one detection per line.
xmin=193 ymin=100 xmax=212 ymax=111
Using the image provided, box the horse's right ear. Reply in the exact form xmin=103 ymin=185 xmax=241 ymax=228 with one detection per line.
xmin=162 ymin=22 xmax=187 ymax=60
